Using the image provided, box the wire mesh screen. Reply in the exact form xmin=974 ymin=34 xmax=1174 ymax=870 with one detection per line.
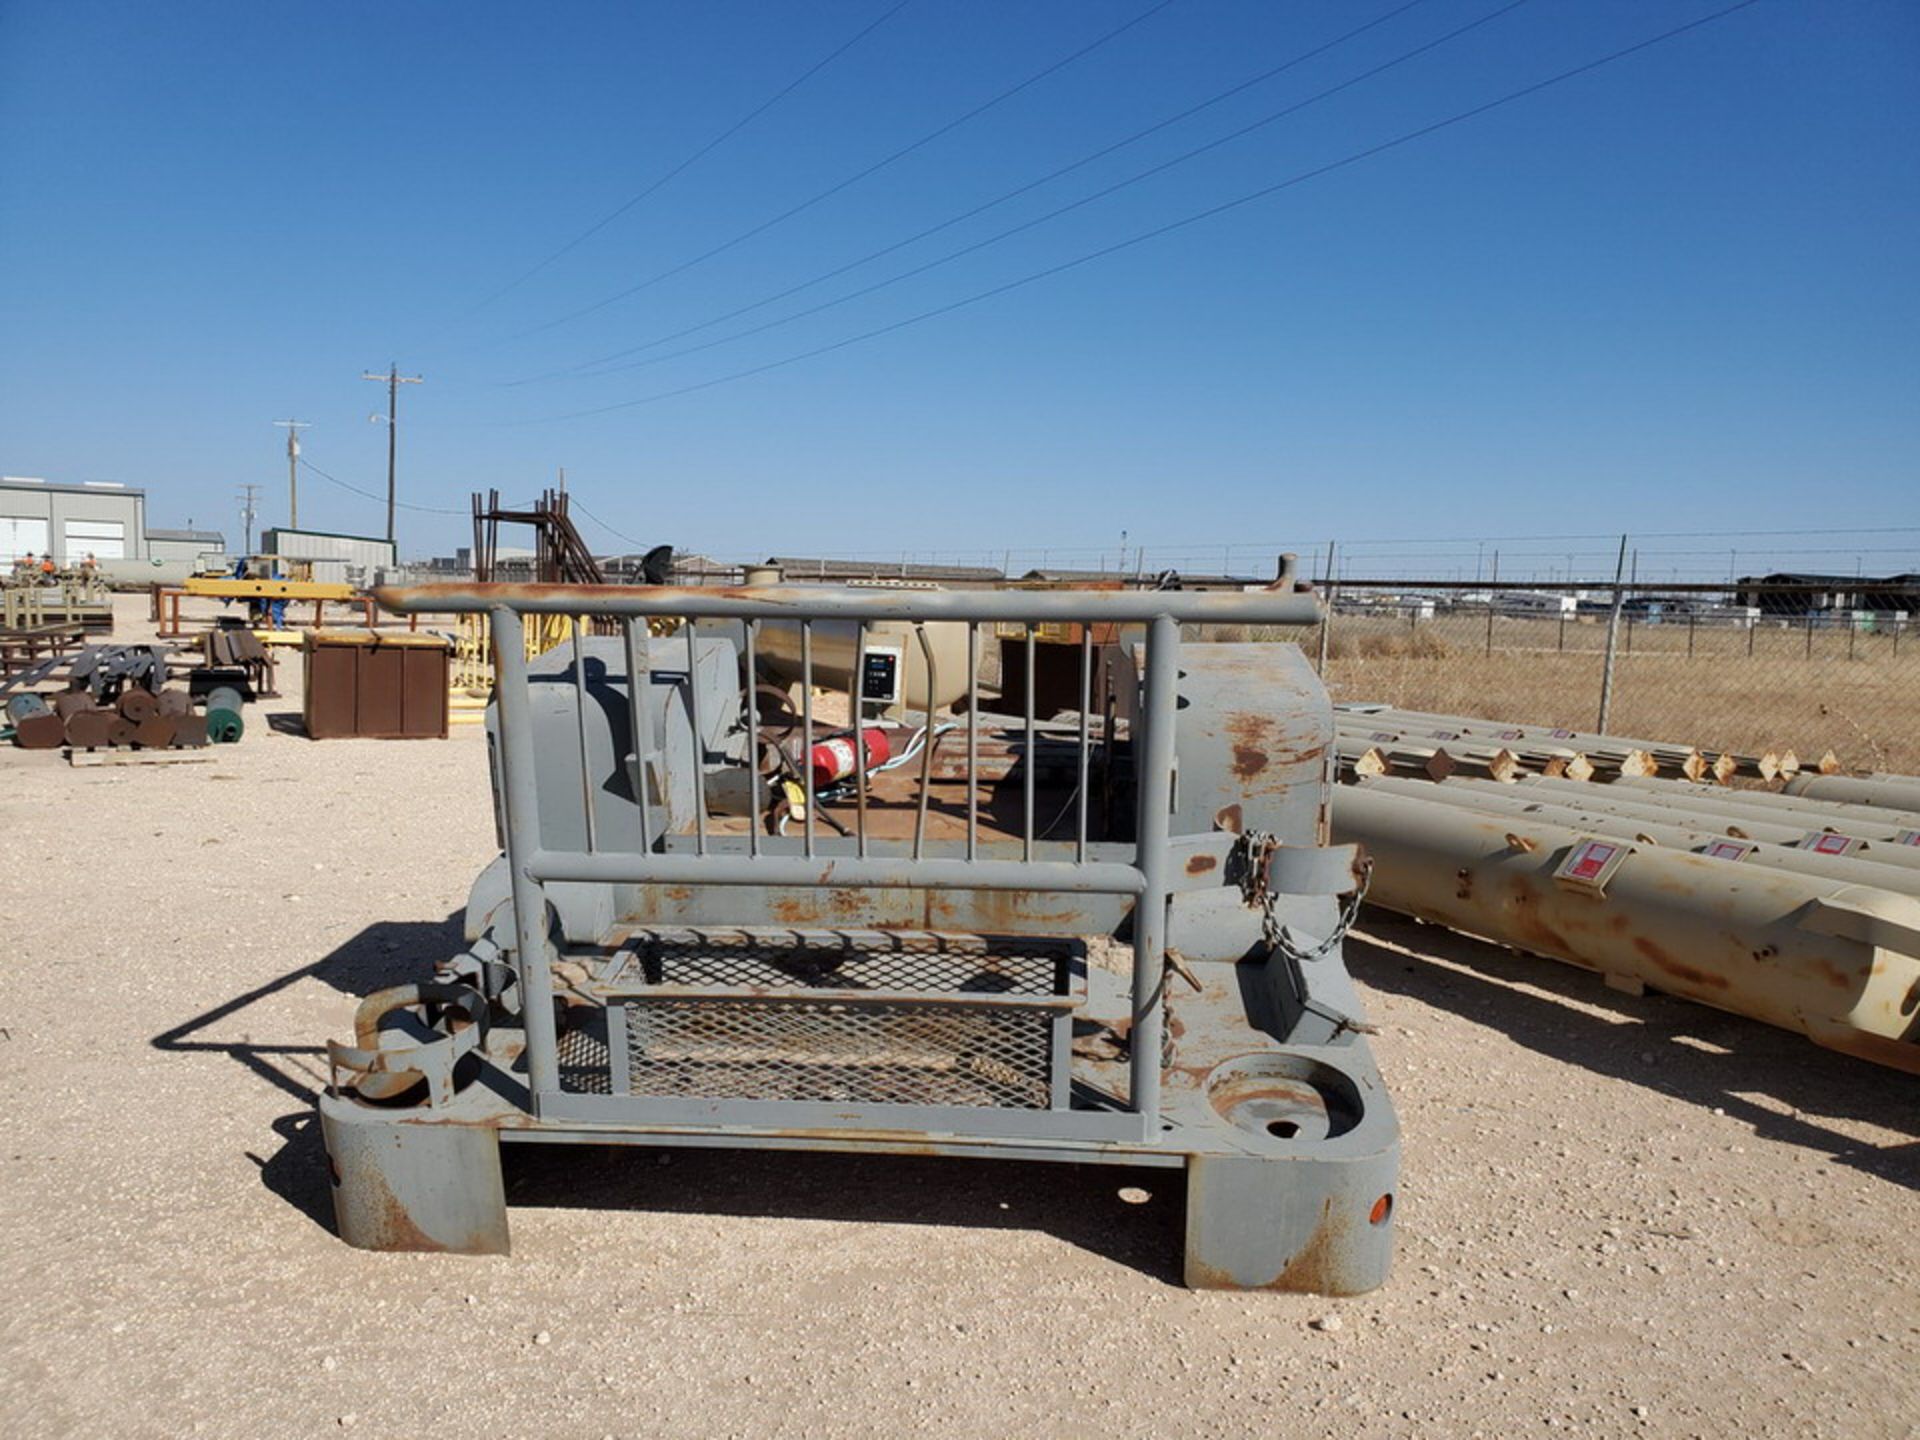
xmin=623 ymin=998 xmax=1056 ymax=1108
xmin=602 ymin=929 xmax=1076 ymax=998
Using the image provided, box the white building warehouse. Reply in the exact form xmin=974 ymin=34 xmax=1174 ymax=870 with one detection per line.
xmin=1 ymin=475 xmax=226 ymax=582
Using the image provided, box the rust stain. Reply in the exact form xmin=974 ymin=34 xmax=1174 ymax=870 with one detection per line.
xmin=1215 ymin=804 xmax=1243 ymax=834
xmin=1632 ymin=936 xmax=1730 ymax=990
xmin=1232 ymin=744 xmax=1269 ymax=778
xmin=1187 ymin=852 xmax=1218 ymax=876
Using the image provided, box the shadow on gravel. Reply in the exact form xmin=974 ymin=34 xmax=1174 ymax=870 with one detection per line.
xmin=1350 ymin=910 xmax=1920 ymax=1191
xmin=172 ymin=915 xmax=1188 ymax=1281
xmin=151 ymin=914 xmax=467 ymax=1227
xmin=500 ymin=1142 xmax=1187 ymax=1286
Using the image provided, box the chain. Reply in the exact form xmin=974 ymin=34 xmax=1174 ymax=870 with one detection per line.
xmin=1234 ymin=827 xmax=1373 ymax=962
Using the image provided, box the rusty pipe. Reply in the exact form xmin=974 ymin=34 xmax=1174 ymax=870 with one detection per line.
xmin=1333 ymin=784 xmax=1920 ymax=1073
xmin=1350 ymin=775 xmax=1920 ymax=895
xmin=1449 ymin=774 xmax=1920 ymax=877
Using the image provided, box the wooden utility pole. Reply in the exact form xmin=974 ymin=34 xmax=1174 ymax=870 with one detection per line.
xmin=273 ymin=419 xmax=309 ymax=529
xmin=362 ymin=364 xmax=423 ymax=544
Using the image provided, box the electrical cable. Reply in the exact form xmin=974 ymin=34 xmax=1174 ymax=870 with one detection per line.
xmin=450 ymin=0 xmax=917 ymax=326
xmin=540 ymin=0 xmax=1530 ymax=384
xmin=297 ymin=456 xmax=470 ymax=516
xmin=527 ymin=0 xmax=1447 ymax=383
xmin=518 ymin=0 xmax=1767 ymax=426
xmin=567 ymin=495 xmax=651 ymax=549
xmin=500 ymin=0 xmax=1184 ymax=343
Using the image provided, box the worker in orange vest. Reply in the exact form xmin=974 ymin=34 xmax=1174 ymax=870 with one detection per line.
xmin=40 ymin=555 xmax=56 ymax=578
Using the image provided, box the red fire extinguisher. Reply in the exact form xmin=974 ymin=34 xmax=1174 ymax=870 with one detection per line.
xmin=810 ymin=727 xmax=890 ymax=789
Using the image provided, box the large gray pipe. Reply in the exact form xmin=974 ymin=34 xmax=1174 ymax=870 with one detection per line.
xmin=1606 ymin=776 xmax=1920 ymax=834
xmin=1455 ymin=775 xmax=1920 ymax=877
xmin=1350 ymin=775 xmax=1920 ymax=895
xmin=1333 ymin=784 xmax=1920 ymax=1073
xmin=1785 ymin=772 xmax=1920 ymax=814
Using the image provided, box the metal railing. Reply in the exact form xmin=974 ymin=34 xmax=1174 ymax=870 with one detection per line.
xmin=377 ymin=581 xmax=1319 ymax=1142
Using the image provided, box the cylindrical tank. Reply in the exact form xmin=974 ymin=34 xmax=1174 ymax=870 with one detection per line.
xmin=1333 ymin=783 xmax=1920 ymax=1073
xmin=1462 ymin=775 xmax=1920 ymax=876
xmin=1785 ymin=772 xmax=1920 ymax=815
xmin=757 ymin=609 xmax=972 ymax=715
xmin=1352 ymin=775 xmax=1920 ymax=894
xmin=1605 ymin=776 xmax=1920 ymax=833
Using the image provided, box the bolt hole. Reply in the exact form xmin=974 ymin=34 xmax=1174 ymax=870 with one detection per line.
xmin=1266 ymin=1120 xmax=1299 ymax=1139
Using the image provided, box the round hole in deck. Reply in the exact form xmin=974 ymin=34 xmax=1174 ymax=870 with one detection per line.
xmin=1203 ymin=1052 xmax=1363 ymax=1143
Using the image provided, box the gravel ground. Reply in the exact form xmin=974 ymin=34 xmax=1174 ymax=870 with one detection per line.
xmin=1 ymin=596 xmax=1914 ymax=1439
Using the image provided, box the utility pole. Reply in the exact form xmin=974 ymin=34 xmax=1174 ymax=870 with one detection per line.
xmin=273 ymin=419 xmax=309 ymax=530
xmin=237 ymin=484 xmax=262 ymax=557
xmin=362 ymin=364 xmax=423 ymax=545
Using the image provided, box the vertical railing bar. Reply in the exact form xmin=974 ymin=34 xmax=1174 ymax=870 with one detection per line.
xmin=685 ymin=618 xmax=706 ymax=855
xmin=1023 ymin=623 xmax=1036 ymax=862
xmin=571 ymin=615 xmax=597 ymax=853
xmin=966 ymin=622 xmax=979 ymax=863
xmin=1130 ymin=612 xmax=1180 ymax=1134
xmin=801 ymin=621 xmax=816 ymax=859
xmin=744 ymin=618 xmax=760 ymax=859
xmin=853 ymin=621 xmax=869 ymax=859
xmin=621 ymin=618 xmax=654 ymax=853
xmin=1076 ymin=623 xmax=1092 ymax=863
xmin=911 ymin=622 xmax=938 ymax=863
xmin=490 ymin=607 xmax=560 ymax=1104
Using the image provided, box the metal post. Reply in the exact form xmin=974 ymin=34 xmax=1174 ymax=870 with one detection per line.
xmin=965 ymin=622 xmax=978 ymax=863
xmin=489 ymin=607 xmax=561 ymax=1103
xmin=1076 ymin=625 xmax=1092 ymax=864
xmin=571 ymin=616 xmax=596 ymax=852
xmin=745 ymin=620 xmax=760 ymax=858
xmin=621 ymin=619 xmax=653 ymax=852
xmin=1314 ymin=541 xmax=1335 ymax=675
xmin=1595 ymin=535 xmax=1629 ymax=733
xmin=1023 ymin=625 xmax=1036 ymax=861
xmin=1130 ymin=613 xmax=1179 ymax=1136
xmin=685 ymin=620 xmax=707 ymax=854
xmin=800 ymin=621 xmax=816 ymax=858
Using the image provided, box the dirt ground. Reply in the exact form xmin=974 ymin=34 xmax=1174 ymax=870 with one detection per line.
xmin=1 ymin=595 xmax=1914 ymax=1439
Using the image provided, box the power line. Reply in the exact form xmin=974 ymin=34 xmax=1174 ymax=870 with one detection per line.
xmin=527 ymin=0 xmax=1441 ymax=383
xmin=450 ymin=0 xmax=917 ymax=325
xmin=298 ymin=455 xmax=468 ymax=516
xmin=519 ymin=0 xmax=1767 ymax=426
xmin=537 ymin=0 xmax=1526 ymax=385
xmin=569 ymin=496 xmax=651 ymax=549
xmin=499 ymin=0 xmax=1184 ymax=344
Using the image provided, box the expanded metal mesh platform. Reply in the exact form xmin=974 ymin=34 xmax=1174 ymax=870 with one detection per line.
xmin=555 ymin=928 xmax=1083 ymax=1110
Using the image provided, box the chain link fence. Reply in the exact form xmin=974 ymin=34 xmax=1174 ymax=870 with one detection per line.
xmin=1259 ymin=583 xmax=1920 ymax=775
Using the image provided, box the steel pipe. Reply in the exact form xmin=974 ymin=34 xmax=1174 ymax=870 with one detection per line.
xmin=376 ymin=580 xmax=1322 ymax=626
xmin=1785 ymin=772 xmax=1920 ymax=815
xmin=1334 ymin=784 xmax=1920 ymax=1073
xmin=1608 ymin=776 xmax=1920 ymax=833
xmin=1350 ymin=775 xmax=1920 ymax=895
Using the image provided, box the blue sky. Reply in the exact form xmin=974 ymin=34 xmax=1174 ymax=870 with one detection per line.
xmin=1 ymin=0 xmax=1915 ymax=577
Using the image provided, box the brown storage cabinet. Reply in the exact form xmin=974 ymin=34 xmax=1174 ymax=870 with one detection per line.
xmin=303 ymin=630 xmax=450 ymax=739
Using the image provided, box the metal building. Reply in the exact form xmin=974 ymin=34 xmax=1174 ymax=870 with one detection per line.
xmin=261 ymin=527 xmax=397 ymax=586
xmin=147 ymin=527 xmax=227 ymax=570
xmin=0 ymin=476 xmax=148 ymax=564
